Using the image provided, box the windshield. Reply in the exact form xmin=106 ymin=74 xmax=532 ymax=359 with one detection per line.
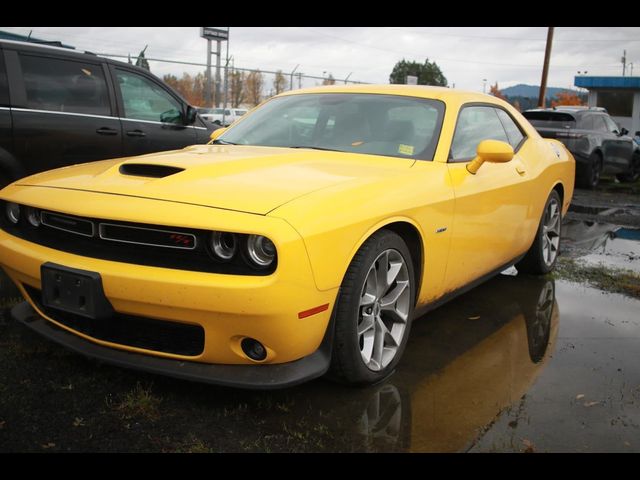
xmin=218 ymin=93 xmax=445 ymax=160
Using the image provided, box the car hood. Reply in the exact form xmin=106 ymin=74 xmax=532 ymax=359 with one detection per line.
xmin=15 ymin=145 xmax=412 ymax=215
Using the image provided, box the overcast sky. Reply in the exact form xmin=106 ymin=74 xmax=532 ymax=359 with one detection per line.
xmin=2 ymin=26 xmax=639 ymax=92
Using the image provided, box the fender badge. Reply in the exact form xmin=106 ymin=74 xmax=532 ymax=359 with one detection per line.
xmin=436 ymin=227 xmax=447 ymax=233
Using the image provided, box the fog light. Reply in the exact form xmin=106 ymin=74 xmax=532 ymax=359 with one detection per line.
xmin=5 ymin=202 xmax=20 ymax=224
xmin=241 ymin=337 xmax=267 ymax=361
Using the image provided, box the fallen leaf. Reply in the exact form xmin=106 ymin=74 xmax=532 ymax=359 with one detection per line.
xmin=73 ymin=417 xmax=85 ymax=427
xmin=624 ymin=441 xmax=631 ymax=447
xmin=61 ymin=384 xmax=73 ymax=391
xmin=468 ymin=316 xmax=481 ymax=320
xmin=522 ymin=439 xmax=536 ymax=453
xmin=41 ymin=442 xmax=55 ymax=449
xmin=576 ymin=394 xmax=585 ymax=400
xmin=584 ymin=401 xmax=600 ymax=407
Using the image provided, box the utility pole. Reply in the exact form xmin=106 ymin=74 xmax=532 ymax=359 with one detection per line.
xmin=214 ymin=40 xmax=222 ymax=107
xmin=290 ymin=64 xmax=300 ymax=91
xmin=537 ymin=26 xmax=554 ymax=108
xmin=482 ymin=79 xmax=487 ymax=94
xmin=622 ymin=50 xmax=627 ymax=76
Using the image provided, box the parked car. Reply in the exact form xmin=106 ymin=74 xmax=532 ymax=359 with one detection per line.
xmin=197 ymin=107 xmax=248 ymax=126
xmin=0 ymin=85 xmax=574 ymax=388
xmin=522 ymin=107 xmax=640 ymax=188
xmin=0 ymin=39 xmax=214 ymax=187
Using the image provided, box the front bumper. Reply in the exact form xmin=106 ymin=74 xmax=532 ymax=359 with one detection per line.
xmin=0 ymin=186 xmax=338 ymax=368
xmin=12 ymin=301 xmax=333 ymax=389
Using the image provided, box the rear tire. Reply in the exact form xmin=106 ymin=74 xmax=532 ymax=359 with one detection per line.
xmin=329 ymin=230 xmax=415 ymax=385
xmin=616 ymin=153 xmax=640 ymax=183
xmin=577 ymin=151 xmax=603 ymax=189
xmin=516 ymin=190 xmax=562 ymax=275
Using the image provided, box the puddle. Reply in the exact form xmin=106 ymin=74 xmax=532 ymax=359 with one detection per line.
xmin=2 ymin=271 xmax=640 ymax=452
xmin=561 ymin=219 xmax=640 ymax=273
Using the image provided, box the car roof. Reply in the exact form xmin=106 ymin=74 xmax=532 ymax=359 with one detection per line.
xmin=524 ymin=106 xmax=606 ymax=115
xmin=0 ymin=38 xmax=153 ymax=76
xmin=275 ymin=83 xmax=505 ymax=105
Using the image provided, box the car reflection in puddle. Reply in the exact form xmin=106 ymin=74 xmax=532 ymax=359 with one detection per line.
xmin=294 ymin=274 xmax=558 ymax=452
xmin=562 ymin=220 xmax=640 ymax=273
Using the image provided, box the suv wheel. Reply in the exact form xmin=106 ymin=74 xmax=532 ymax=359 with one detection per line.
xmin=616 ymin=153 xmax=640 ymax=183
xmin=578 ymin=151 xmax=603 ymax=189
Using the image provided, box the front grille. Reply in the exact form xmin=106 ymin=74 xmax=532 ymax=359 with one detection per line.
xmin=24 ymin=285 xmax=205 ymax=356
xmin=0 ymin=203 xmax=276 ymax=275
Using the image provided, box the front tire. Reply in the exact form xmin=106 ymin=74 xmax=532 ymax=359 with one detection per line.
xmin=329 ymin=230 xmax=415 ymax=385
xmin=517 ymin=190 xmax=562 ymax=275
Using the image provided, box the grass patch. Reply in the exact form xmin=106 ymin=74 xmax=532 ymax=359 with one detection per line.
xmin=109 ymin=382 xmax=162 ymax=420
xmin=551 ymin=257 xmax=640 ymax=299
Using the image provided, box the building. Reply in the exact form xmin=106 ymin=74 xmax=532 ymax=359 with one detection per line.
xmin=574 ymin=76 xmax=640 ymax=135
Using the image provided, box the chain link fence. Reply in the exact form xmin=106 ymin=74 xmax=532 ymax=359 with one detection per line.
xmin=97 ymin=53 xmax=371 ymax=109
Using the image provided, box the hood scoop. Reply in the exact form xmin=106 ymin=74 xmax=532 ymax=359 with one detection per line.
xmin=119 ymin=163 xmax=185 ymax=178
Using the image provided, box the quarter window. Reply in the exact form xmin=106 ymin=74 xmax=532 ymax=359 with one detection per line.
xmin=116 ymin=70 xmax=183 ymax=124
xmin=19 ymin=55 xmax=110 ymax=116
xmin=495 ymin=109 xmax=524 ymax=149
xmin=450 ymin=106 xmax=510 ymax=161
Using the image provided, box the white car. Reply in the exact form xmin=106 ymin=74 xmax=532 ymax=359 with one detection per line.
xmin=197 ymin=107 xmax=247 ymax=126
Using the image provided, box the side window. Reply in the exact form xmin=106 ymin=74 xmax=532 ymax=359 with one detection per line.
xmin=0 ymin=52 xmax=9 ymax=106
xmin=580 ymin=115 xmax=595 ymax=131
xmin=593 ymin=115 xmax=609 ymax=133
xmin=495 ymin=109 xmax=525 ymax=149
xmin=603 ymin=116 xmax=619 ymax=134
xmin=116 ymin=69 xmax=183 ymax=124
xmin=19 ymin=54 xmax=110 ymax=115
xmin=450 ymin=106 xmax=509 ymax=161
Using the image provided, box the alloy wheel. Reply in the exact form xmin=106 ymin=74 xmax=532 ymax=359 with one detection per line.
xmin=357 ymin=249 xmax=411 ymax=371
xmin=542 ymin=197 xmax=561 ymax=267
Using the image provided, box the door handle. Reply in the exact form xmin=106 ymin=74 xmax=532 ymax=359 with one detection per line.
xmin=126 ymin=130 xmax=147 ymax=137
xmin=96 ymin=127 xmax=118 ymax=136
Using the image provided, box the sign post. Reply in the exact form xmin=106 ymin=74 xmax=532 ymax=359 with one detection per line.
xmin=201 ymin=27 xmax=229 ymax=108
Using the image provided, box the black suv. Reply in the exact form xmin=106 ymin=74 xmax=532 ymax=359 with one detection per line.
xmin=522 ymin=107 xmax=640 ymax=188
xmin=0 ymin=40 xmax=214 ymax=187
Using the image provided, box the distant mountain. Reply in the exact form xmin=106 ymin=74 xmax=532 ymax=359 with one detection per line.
xmin=502 ymin=84 xmax=575 ymax=100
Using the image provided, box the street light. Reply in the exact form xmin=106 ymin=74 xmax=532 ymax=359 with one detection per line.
xmin=482 ymin=78 xmax=487 ymax=94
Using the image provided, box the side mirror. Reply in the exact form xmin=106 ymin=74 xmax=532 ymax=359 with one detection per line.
xmin=466 ymin=140 xmax=514 ymax=175
xmin=209 ymin=127 xmax=228 ymax=143
xmin=620 ymin=127 xmax=629 ymax=136
xmin=185 ymin=105 xmax=197 ymax=125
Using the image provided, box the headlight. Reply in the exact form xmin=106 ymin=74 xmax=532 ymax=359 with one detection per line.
xmin=5 ymin=202 xmax=20 ymax=224
xmin=246 ymin=235 xmax=276 ymax=268
xmin=26 ymin=207 xmax=41 ymax=227
xmin=210 ymin=231 xmax=237 ymax=261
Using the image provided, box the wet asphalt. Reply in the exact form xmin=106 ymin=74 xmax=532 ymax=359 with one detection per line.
xmin=0 ymin=181 xmax=639 ymax=452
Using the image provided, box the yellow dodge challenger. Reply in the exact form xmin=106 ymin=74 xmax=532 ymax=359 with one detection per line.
xmin=0 ymin=85 xmax=574 ymax=388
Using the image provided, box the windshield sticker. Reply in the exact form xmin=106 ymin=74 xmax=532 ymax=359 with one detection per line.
xmin=398 ymin=144 xmax=414 ymax=156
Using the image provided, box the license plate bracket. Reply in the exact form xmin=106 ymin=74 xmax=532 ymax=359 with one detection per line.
xmin=41 ymin=262 xmax=114 ymax=320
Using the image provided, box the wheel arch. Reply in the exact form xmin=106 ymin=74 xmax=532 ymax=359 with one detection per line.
xmin=343 ymin=218 xmax=425 ymax=305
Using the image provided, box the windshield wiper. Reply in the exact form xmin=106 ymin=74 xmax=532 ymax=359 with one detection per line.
xmin=212 ymin=139 xmax=237 ymax=145
xmin=289 ymin=145 xmax=342 ymax=152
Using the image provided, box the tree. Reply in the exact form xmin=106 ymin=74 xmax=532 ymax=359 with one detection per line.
xmin=322 ymin=73 xmax=336 ymax=86
xmin=273 ymin=70 xmax=287 ymax=95
xmin=489 ymin=82 xmax=507 ymax=100
xmin=230 ymin=70 xmax=246 ymax=107
xmin=389 ymin=58 xmax=447 ymax=86
xmin=245 ymin=70 xmax=264 ymax=106
xmin=551 ymin=91 xmax=585 ymax=107
xmin=162 ymin=72 xmax=205 ymax=106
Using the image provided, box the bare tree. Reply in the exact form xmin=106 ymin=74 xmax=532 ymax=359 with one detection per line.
xmin=230 ymin=69 xmax=245 ymax=108
xmin=322 ymin=73 xmax=336 ymax=85
xmin=273 ymin=70 xmax=287 ymax=95
xmin=245 ymin=70 xmax=264 ymax=106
